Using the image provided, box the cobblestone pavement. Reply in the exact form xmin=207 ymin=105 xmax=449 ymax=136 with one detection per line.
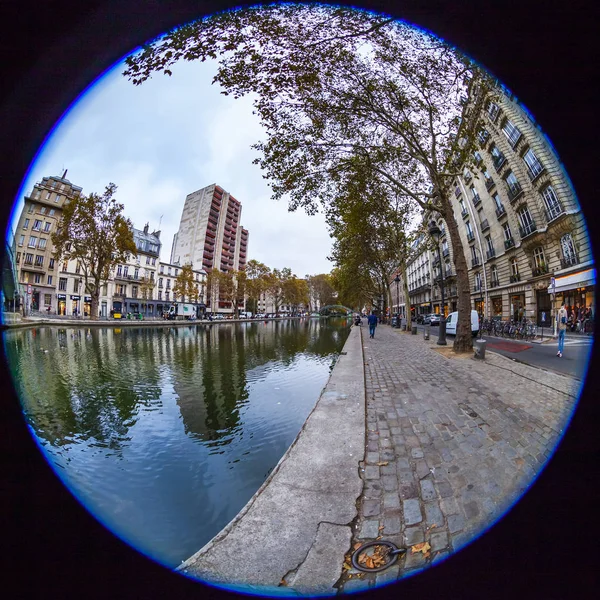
xmin=339 ymin=324 xmax=579 ymax=593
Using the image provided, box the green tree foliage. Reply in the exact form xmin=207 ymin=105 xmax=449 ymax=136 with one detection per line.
xmin=51 ymin=183 xmax=136 ymax=320
xmin=124 ymin=4 xmax=497 ymax=351
xmin=245 ymin=259 xmax=271 ymax=316
xmin=306 ymin=274 xmax=336 ymax=311
xmin=172 ymin=263 xmax=200 ymax=303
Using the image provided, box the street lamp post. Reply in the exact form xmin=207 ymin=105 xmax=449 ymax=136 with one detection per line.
xmin=393 ymin=274 xmax=400 ymax=328
xmin=428 ymin=220 xmax=447 ymax=346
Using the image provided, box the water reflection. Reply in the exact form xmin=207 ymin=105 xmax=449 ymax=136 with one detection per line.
xmin=4 ymin=318 xmax=350 ymax=567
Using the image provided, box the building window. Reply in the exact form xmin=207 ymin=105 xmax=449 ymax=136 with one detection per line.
xmin=165 ymin=291 xmax=170 ymax=301
xmin=132 ymin=286 xmax=138 ymax=298
xmin=49 ymin=209 xmax=55 ymax=216
xmin=175 ymin=269 xmax=179 ymax=276
xmin=47 ymin=275 xmax=53 ymax=285
xmin=459 ymin=198 xmax=467 ymax=214
xmin=49 ymin=258 xmax=55 ymax=270
xmin=541 ymin=185 xmax=563 ymax=221
xmin=34 ymin=255 xmax=44 ymax=267
xmin=123 ymin=266 xmax=129 ymax=277
xmin=490 ymin=144 xmax=506 ymax=170
xmin=54 ymin=194 xmax=60 ymax=203
xmin=473 ymin=151 xmax=483 ymax=164
xmin=470 ymin=186 xmax=480 ymax=203
xmin=59 ymin=278 xmax=67 ymax=291
xmin=166 ymin=279 xmax=171 ymax=289
xmin=23 ymin=219 xmax=30 ymax=229
xmin=146 ymin=256 xmax=150 ymax=265
xmin=134 ymin=267 xmax=139 ymax=279
xmin=34 ymin=274 xmax=42 ymax=284
xmin=486 ymin=235 xmax=494 ymax=254
xmin=517 ymin=206 xmax=534 ymax=229
xmin=158 ymin=291 xmax=162 ymax=300
xmin=160 ymin=265 xmax=164 ymax=274
xmin=18 ymin=235 xmax=24 ymax=246
xmin=502 ymin=222 xmax=513 ymax=241
xmin=117 ymin=284 xmax=126 ymax=295
xmin=478 ymin=128 xmax=490 ymax=145
xmin=492 ymin=192 xmax=504 ymax=211
xmin=24 ymin=253 xmax=34 ymax=265
xmin=533 ymin=247 xmax=546 ymax=268
xmin=502 ymin=119 xmax=522 ymax=148
xmin=474 ymin=272 xmax=482 ymax=290
xmin=158 ymin=277 xmax=163 ymax=288
xmin=75 ymin=262 xmax=81 ymax=274
xmin=491 ymin=265 xmax=499 ymax=287
xmin=16 ymin=252 xmax=21 ymax=263
xmin=62 ymin=261 xmax=68 ymax=272
xmin=487 ymin=101 xmax=500 ymax=121
xmin=168 ymin=267 xmax=172 ymax=275
xmin=465 ymin=220 xmax=473 ymax=236
xmin=510 ymin=258 xmax=519 ymax=277
xmin=523 ymin=148 xmax=544 ymax=179
xmin=44 ymin=293 xmax=52 ymax=306
xmin=152 ymin=257 xmax=156 ymax=266
xmin=46 ymin=191 xmax=52 ymax=200
xmin=40 ymin=207 xmax=47 ymax=215
xmin=560 ymin=233 xmax=578 ymax=267
xmin=33 ymin=219 xmax=42 ymax=231
xmin=43 ymin=222 xmax=51 ymax=233
xmin=28 ymin=236 xmax=37 ymax=248
xmin=505 ymin=171 xmax=522 ymax=199
xmin=27 ymin=203 xmax=35 ymax=213
xmin=117 ymin=265 xmax=123 ymax=277
xmin=150 ymin=271 xmax=155 ymax=280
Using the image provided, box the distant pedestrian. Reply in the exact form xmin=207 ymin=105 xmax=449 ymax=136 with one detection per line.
xmin=367 ymin=312 xmax=378 ymax=339
xmin=557 ymin=303 xmax=568 ymax=358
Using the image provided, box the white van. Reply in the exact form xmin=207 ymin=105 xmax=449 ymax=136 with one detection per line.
xmin=445 ymin=310 xmax=479 ymax=337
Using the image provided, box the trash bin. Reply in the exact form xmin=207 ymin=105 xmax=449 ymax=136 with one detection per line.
xmin=474 ymin=339 xmax=486 ymax=360
xmin=412 ymin=326 xmax=418 ymax=335
xmin=424 ymin=324 xmax=430 ymax=340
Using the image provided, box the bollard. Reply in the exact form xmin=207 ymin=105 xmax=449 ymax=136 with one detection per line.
xmin=412 ymin=326 xmax=418 ymax=335
xmin=423 ymin=324 xmax=430 ymax=340
xmin=474 ymin=339 xmax=486 ymax=360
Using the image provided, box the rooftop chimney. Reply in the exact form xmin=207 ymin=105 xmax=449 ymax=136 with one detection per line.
xmin=61 ymin=169 xmax=68 ymax=179
xmin=143 ymin=222 xmax=149 ymax=234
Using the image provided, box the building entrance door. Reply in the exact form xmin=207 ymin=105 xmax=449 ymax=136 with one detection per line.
xmin=536 ymin=290 xmax=551 ymax=326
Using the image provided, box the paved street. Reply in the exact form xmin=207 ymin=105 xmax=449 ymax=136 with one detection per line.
xmin=339 ymin=323 xmax=579 ymax=593
xmin=410 ymin=323 xmax=593 ymax=380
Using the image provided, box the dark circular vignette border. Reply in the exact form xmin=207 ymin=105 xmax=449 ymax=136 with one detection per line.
xmin=0 ymin=1 xmax=598 ymax=599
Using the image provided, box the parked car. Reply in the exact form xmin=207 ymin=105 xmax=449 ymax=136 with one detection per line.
xmin=445 ymin=310 xmax=480 ymax=337
xmin=423 ymin=313 xmax=440 ymax=325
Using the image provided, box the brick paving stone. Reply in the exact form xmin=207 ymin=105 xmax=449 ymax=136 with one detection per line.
xmin=375 ymin=564 xmax=400 ymax=586
xmin=341 ymin=578 xmax=373 ymax=593
xmin=343 ymin=324 xmax=576 ymax=588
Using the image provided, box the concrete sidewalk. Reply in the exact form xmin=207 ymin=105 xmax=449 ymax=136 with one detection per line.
xmin=339 ymin=324 xmax=580 ymax=593
xmin=178 ymin=325 xmax=365 ymax=595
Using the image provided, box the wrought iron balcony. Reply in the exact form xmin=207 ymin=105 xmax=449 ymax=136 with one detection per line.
xmin=490 ymin=278 xmax=500 ymax=288
xmin=507 ymin=183 xmax=524 ymax=202
xmin=471 ymin=256 xmax=481 ymax=268
xmin=509 ymin=274 xmax=521 ymax=283
xmin=495 ymin=205 xmax=506 ymax=219
xmin=532 ymin=264 xmax=549 ymax=277
xmin=467 ymin=231 xmax=475 ymax=243
xmin=504 ymin=237 xmax=515 ymax=250
xmin=486 ymin=248 xmax=496 ymax=259
xmin=561 ymin=255 xmax=579 ymax=269
xmin=519 ymin=221 xmax=537 ymax=239
xmin=480 ymin=219 xmax=490 ymax=232
xmin=492 ymin=155 xmax=506 ymax=172
xmin=545 ymin=202 xmax=565 ymax=223
xmin=442 ymin=248 xmax=449 ymax=258
xmin=485 ymin=178 xmax=495 ymax=191
xmin=473 ymin=284 xmax=482 ymax=292
xmin=472 ymin=194 xmax=481 ymax=206
xmin=461 ymin=209 xmax=469 ymax=219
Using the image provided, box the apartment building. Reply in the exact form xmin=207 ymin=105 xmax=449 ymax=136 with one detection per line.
xmin=445 ymin=85 xmax=593 ymax=324
xmin=157 ymin=260 xmax=206 ymax=315
xmin=170 ymin=183 xmax=249 ymax=314
xmin=13 ymin=172 xmax=83 ymax=314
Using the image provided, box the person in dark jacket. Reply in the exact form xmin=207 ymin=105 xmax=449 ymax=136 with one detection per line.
xmin=367 ymin=312 xmax=378 ymax=339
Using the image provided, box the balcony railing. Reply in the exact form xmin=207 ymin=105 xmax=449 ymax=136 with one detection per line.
xmin=461 ymin=209 xmax=469 ymax=219
xmin=486 ymin=248 xmax=496 ymax=259
xmin=545 ymin=202 xmax=565 ymax=223
xmin=561 ymin=255 xmax=579 ymax=269
xmin=473 ymin=284 xmax=482 ymax=292
xmin=532 ymin=264 xmax=549 ymax=277
xmin=472 ymin=194 xmax=481 ymax=206
xmin=509 ymin=274 xmax=521 ymax=283
xmin=495 ymin=205 xmax=506 ymax=219
xmin=485 ymin=178 xmax=495 ymax=191
xmin=490 ymin=279 xmax=500 ymax=288
xmin=507 ymin=183 xmax=524 ymax=202
xmin=504 ymin=237 xmax=515 ymax=250
xmin=471 ymin=256 xmax=481 ymax=268
xmin=480 ymin=219 xmax=490 ymax=232
xmin=466 ymin=231 xmax=475 ymax=243
xmin=519 ymin=221 xmax=537 ymax=239
xmin=492 ymin=155 xmax=506 ymax=172
xmin=442 ymin=248 xmax=449 ymax=258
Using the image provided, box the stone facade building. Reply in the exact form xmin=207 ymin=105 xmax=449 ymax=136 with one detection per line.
xmin=13 ymin=172 xmax=83 ymax=315
xmin=445 ymin=86 xmax=593 ymax=325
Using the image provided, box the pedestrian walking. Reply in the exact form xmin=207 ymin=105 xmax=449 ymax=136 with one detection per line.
xmin=367 ymin=312 xmax=378 ymax=339
xmin=557 ymin=302 xmax=568 ymax=358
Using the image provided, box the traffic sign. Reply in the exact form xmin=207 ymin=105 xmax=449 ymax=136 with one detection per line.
xmin=27 ymin=284 xmax=32 ymax=295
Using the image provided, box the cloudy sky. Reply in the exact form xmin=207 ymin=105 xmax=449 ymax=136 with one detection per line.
xmin=11 ymin=49 xmax=335 ymax=277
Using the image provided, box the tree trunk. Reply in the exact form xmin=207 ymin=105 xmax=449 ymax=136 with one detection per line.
xmin=90 ymin=290 xmax=100 ymax=320
xmin=402 ymin=262 xmax=411 ymax=331
xmin=441 ymin=196 xmax=473 ymax=352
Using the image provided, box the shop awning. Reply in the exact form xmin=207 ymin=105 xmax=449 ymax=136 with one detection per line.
xmin=548 ymin=268 xmax=596 ymax=294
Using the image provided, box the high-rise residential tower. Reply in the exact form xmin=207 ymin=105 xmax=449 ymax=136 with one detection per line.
xmin=170 ymin=183 xmax=249 ymax=274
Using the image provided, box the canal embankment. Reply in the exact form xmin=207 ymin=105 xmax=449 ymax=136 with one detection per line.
xmin=178 ymin=324 xmax=365 ymax=595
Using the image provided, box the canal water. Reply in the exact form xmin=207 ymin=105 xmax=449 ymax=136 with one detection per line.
xmin=3 ymin=318 xmax=351 ymax=569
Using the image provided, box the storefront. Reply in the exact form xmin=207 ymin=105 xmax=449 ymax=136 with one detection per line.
xmin=548 ymin=267 xmax=596 ymax=324
xmin=57 ymin=293 xmax=67 ymax=315
xmin=71 ymin=295 xmax=81 ymax=316
xmin=83 ymin=296 xmax=92 ymax=317
xmin=509 ymin=293 xmax=526 ymax=322
xmin=490 ymin=296 xmax=503 ymax=318
xmin=474 ymin=297 xmax=485 ymax=318
xmin=535 ymin=290 xmax=552 ymax=326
